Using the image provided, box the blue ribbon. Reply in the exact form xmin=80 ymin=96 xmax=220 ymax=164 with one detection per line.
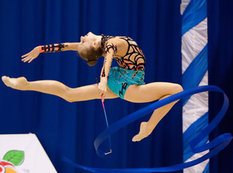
xmin=183 ymin=112 xmax=209 ymax=161
xmin=64 ymin=85 xmax=232 ymax=172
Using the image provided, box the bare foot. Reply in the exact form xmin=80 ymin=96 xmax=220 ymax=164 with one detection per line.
xmin=1 ymin=76 xmax=28 ymax=90
xmin=132 ymin=122 xmax=153 ymax=142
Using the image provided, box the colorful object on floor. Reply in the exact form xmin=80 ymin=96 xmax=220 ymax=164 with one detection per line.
xmin=0 ymin=150 xmax=24 ymax=173
xmin=0 ymin=134 xmax=57 ymax=173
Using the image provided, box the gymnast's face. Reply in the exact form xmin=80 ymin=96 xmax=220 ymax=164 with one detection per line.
xmin=80 ymin=32 xmax=97 ymax=46
xmin=78 ymin=32 xmax=103 ymax=65
xmin=79 ymin=32 xmax=101 ymax=54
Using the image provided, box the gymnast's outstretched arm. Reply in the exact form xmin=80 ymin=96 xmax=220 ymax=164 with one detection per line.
xmin=21 ymin=42 xmax=80 ymax=63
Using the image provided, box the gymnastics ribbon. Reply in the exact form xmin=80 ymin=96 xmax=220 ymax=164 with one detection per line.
xmin=64 ymin=85 xmax=232 ymax=172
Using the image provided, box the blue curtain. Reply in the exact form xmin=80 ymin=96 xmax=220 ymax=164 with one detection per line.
xmin=0 ymin=0 xmax=182 ymax=172
xmin=208 ymin=0 xmax=233 ymax=173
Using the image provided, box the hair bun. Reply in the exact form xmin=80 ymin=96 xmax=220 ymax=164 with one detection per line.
xmin=87 ymin=60 xmax=97 ymax=66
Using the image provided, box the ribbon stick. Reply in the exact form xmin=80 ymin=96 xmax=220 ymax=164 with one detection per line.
xmin=64 ymin=85 xmax=232 ymax=172
xmin=101 ymin=96 xmax=112 ymax=155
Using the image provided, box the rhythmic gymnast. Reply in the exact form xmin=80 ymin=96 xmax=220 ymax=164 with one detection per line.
xmin=1 ymin=32 xmax=183 ymax=142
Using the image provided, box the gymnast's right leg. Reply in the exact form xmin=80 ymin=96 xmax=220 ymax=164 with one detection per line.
xmin=1 ymin=76 xmax=118 ymax=102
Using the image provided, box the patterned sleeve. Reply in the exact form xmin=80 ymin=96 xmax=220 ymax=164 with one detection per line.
xmin=104 ymin=38 xmax=127 ymax=57
xmin=100 ymin=38 xmax=129 ymax=78
xmin=104 ymin=43 xmax=117 ymax=54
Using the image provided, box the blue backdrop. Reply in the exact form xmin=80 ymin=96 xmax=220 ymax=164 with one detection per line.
xmin=208 ymin=0 xmax=233 ymax=173
xmin=0 ymin=0 xmax=182 ymax=172
xmin=0 ymin=0 xmax=232 ymax=173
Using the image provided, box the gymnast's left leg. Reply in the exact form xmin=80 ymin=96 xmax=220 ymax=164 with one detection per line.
xmin=124 ymin=82 xmax=183 ymax=142
xmin=1 ymin=76 xmax=118 ymax=102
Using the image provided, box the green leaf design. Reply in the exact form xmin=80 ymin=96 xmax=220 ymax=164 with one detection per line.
xmin=3 ymin=150 xmax=24 ymax=166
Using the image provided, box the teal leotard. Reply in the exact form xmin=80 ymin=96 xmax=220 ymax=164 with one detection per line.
xmin=107 ymin=67 xmax=145 ymax=99
xmin=101 ymin=35 xmax=146 ymax=99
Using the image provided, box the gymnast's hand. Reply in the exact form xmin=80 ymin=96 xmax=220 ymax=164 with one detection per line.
xmin=21 ymin=46 xmax=40 ymax=63
xmin=98 ymin=77 xmax=108 ymax=99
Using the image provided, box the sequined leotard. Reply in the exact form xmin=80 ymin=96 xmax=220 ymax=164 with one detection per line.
xmin=101 ymin=35 xmax=145 ymax=71
xmin=101 ymin=35 xmax=146 ymax=99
